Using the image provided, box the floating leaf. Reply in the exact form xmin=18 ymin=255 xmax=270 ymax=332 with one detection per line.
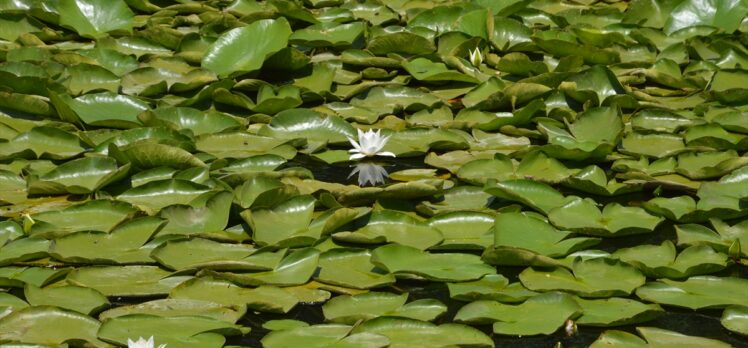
xmin=721 ymin=305 xmax=748 ymax=336
xmin=67 ymin=266 xmax=191 ymax=297
xmin=0 ymin=306 xmax=107 ymax=347
xmin=98 ymin=314 xmax=245 ymax=348
xmin=519 ymin=257 xmax=646 ymax=297
xmin=316 ymin=249 xmax=395 ymax=290
xmin=483 ymin=212 xmax=599 ymax=266
xmin=323 ymin=292 xmax=446 ymax=324
xmin=611 ymin=241 xmax=727 ymax=278
xmin=370 ymin=243 xmax=495 ymax=282
xmin=590 ymin=327 xmax=731 ymax=348
xmin=57 ymin=0 xmax=134 ymax=38
xmin=548 ymin=197 xmax=664 ymax=237
xmin=351 ymin=317 xmax=493 ymax=348
xmin=454 ymin=292 xmax=581 ymax=336
xmin=203 ymin=18 xmax=293 ymax=77
xmin=262 ymin=324 xmax=389 ymax=348
xmin=635 ymin=276 xmax=748 ymax=309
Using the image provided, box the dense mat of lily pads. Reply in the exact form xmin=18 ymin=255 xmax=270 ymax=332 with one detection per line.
xmin=0 ymin=0 xmax=747 ymax=347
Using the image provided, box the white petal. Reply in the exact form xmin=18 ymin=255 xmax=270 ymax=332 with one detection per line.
xmin=349 ymin=153 xmax=366 ymax=160
xmin=348 ymin=137 xmax=361 ymax=150
xmin=376 ymin=151 xmax=396 ymax=157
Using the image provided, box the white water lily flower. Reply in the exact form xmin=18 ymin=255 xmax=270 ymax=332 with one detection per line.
xmin=469 ymin=48 xmax=483 ymax=67
xmin=127 ymin=336 xmax=166 ymax=348
xmin=348 ymin=129 xmax=396 ymax=160
xmin=349 ymin=162 xmax=389 ymax=186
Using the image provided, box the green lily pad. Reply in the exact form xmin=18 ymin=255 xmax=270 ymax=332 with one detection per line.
xmin=205 ymin=248 xmax=320 ymax=287
xmin=0 ymin=306 xmax=107 ymax=347
xmin=27 ymin=156 xmax=129 ymax=195
xmin=333 ymin=209 xmax=443 ymax=250
xmin=262 ymin=324 xmax=389 ymax=348
xmin=202 ymin=18 xmax=292 ymax=77
xmin=53 ymin=92 xmax=149 ymax=128
xmin=0 ymin=126 xmax=86 ymax=160
xmin=519 ymin=257 xmax=646 ymax=298
xmin=448 ymin=275 xmax=537 ymax=303
xmin=322 ymin=292 xmax=446 ymax=324
xmin=0 ymin=237 xmax=50 ymax=266
xmin=402 ymin=58 xmax=479 ymax=84
xmin=57 ymin=0 xmax=134 ymax=38
xmin=576 ymin=297 xmax=663 ymax=327
xmin=590 ymin=327 xmax=731 ymax=348
xmin=241 ymin=195 xmax=317 ymax=247
xmin=484 ymin=179 xmax=568 ymax=215
xmin=289 ymin=22 xmax=365 ymax=47
xmin=427 ymin=211 xmax=495 ymax=250
xmin=370 ymin=243 xmax=495 ymax=282
xmin=29 ymin=200 xmax=138 ymax=238
xmin=676 ymin=218 xmax=748 ymax=257
xmin=98 ymin=314 xmax=245 ymax=348
xmin=548 ymin=197 xmax=665 ymax=237
xmin=117 ymin=179 xmax=213 ymax=214
xmin=147 ymin=107 xmax=242 ymax=135
xmin=316 ymin=249 xmax=395 ymax=290
xmin=350 ymin=86 xmax=442 ymax=116
xmin=721 ymin=305 xmax=748 ymax=336
xmin=483 ymin=212 xmax=600 ymax=266
xmin=66 ymin=266 xmax=192 ymax=297
xmin=611 ymin=241 xmax=727 ymax=278
xmin=98 ymin=299 xmax=245 ymax=324
xmin=351 ymin=317 xmax=493 ymax=348
xmin=635 ymin=276 xmax=748 ymax=309
xmin=50 ymin=216 xmax=163 ymax=264
xmin=454 ymin=292 xmax=581 ymax=336
xmin=24 ymin=284 xmax=109 ymax=316
xmin=156 ymin=191 xmax=232 ymax=237
xmin=152 ymin=238 xmax=283 ymax=271
xmin=258 ymin=108 xmax=355 ymax=146
xmin=665 ymin=0 xmax=748 ymax=34
xmin=169 ymin=276 xmax=298 ymax=314
xmin=0 ymin=267 xmax=70 ymax=288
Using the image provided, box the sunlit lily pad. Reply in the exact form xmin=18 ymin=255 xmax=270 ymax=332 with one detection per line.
xmin=635 ymin=276 xmax=748 ymax=309
xmin=519 ymin=257 xmax=646 ymax=297
xmin=322 ymin=292 xmax=446 ymax=324
xmin=370 ymin=243 xmax=496 ymax=282
xmin=351 ymin=317 xmax=493 ymax=348
xmin=262 ymin=324 xmax=389 ymax=348
xmin=98 ymin=314 xmax=246 ymax=348
xmin=591 ymin=327 xmax=731 ymax=348
xmin=0 ymin=306 xmax=107 ymax=347
xmin=66 ymin=266 xmax=192 ymax=297
xmin=548 ymin=197 xmax=664 ymax=237
xmin=611 ymin=241 xmax=727 ymax=278
xmin=482 ymin=212 xmax=599 ymax=266
xmin=455 ymin=292 xmax=581 ymax=336
xmin=721 ymin=305 xmax=748 ymax=336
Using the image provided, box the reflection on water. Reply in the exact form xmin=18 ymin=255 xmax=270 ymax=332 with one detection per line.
xmin=349 ymin=162 xmax=389 ymax=186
